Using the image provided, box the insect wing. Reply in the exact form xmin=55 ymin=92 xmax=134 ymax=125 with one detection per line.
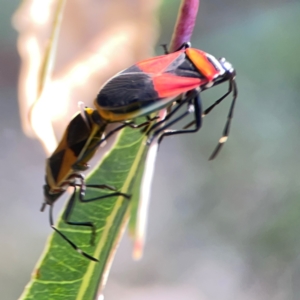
xmin=47 ymin=112 xmax=94 ymax=188
xmin=95 ymin=50 xmax=207 ymax=120
xmin=152 ymin=73 xmax=202 ymax=98
xmin=134 ymin=51 xmax=186 ymax=74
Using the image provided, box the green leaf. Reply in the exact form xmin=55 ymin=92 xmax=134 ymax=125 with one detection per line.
xmin=19 ymin=124 xmax=149 ymax=300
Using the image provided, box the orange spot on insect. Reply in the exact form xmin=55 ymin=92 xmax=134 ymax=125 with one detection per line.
xmin=186 ymin=48 xmax=217 ymax=81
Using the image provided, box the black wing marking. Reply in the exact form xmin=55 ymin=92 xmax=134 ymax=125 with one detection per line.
xmin=66 ymin=113 xmax=91 ymax=153
xmin=167 ymin=56 xmax=205 ymax=79
xmin=96 ymin=72 xmax=159 ymax=114
xmin=48 ymin=150 xmax=66 ymax=183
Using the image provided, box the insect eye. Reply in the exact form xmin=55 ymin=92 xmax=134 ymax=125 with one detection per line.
xmin=216 ymin=58 xmax=235 ymax=79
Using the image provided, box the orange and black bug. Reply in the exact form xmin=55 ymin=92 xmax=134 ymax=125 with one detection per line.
xmin=42 ymin=107 xmax=153 ymax=261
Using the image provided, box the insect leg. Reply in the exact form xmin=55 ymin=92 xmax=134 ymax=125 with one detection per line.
xmin=174 ymin=42 xmax=191 ymax=51
xmin=101 ymin=123 xmax=129 ymax=141
xmin=208 ymin=79 xmax=238 ymax=160
xmin=183 ymin=80 xmax=234 ymax=129
xmin=157 ymin=93 xmax=202 ymax=144
xmin=147 ymin=94 xmax=202 ymax=145
xmin=62 ymin=186 xmax=97 ymax=246
xmin=161 ymin=42 xmax=190 ymax=54
xmin=146 ymin=90 xmax=200 ymax=144
xmin=147 ymin=90 xmax=197 ymax=135
xmin=80 ymin=185 xmax=131 ymax=202
xmin=79 ymin=117 xmax=157 ymax=165
xmin=49 ymin=198 xmax=98 ymax=262
xmin=126 ymin=116 xmax=158 ymax=130
xmin=161 ymin=44 xmax=169 ymax=54
xmin=64 ymin=174 xmax=130 ymax=246
xmin=99 ymin=116 xmax=157 ymax=145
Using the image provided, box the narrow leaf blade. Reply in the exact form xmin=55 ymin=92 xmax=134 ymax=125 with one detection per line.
xmin=20 ymin=123 xmax=148 ymax=300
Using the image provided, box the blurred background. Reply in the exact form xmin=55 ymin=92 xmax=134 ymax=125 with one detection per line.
xmin=1 ymin=0 xmax=300 ymax=299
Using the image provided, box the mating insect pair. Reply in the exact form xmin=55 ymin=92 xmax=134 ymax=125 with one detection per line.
xmin=42 ymin=43 xmax=237 ymax=261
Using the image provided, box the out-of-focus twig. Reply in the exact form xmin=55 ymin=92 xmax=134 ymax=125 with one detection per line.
xmin=169 ymin=0 xmax=199 ymax=52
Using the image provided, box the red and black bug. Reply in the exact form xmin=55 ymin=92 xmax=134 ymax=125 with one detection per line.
xmin=95 ymin=42 xmax=237 ymax=159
